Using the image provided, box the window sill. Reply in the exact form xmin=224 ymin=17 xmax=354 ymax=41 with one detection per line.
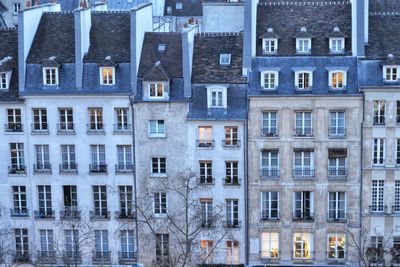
xmin=113 ymin=129 xmax=132 ymax=135
xmin=87 ymin=130 xmax=106 ymax=135
xmin=31 ymin=130 xmax=50 ymax=135
xmin=152 ymin=214 xmax=168 ymax=219
xmin=148 ymin=134 xmax=167 ymax=139
xmin=150 ymin=173 xmax=167 ymax=178
xmin=328 ymin=134 xmax=346 ymax=139
xmin=57 ymin=130 xmax=76 ymax=135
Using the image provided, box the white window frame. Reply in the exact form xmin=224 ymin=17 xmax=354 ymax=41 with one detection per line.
xmin=148 ymin=82 xmax=165 ymax=99
xmin=371 ymin=180 xmax=385 ymax=212
xmin=149 ymin=120 xmax=165 ymax=137
xmin=296 ymin=38 xmax=311 ymax=53
xmin=38 ymin=185 xmax=52 ymax=216
xmin=154 ymin=192 xmax=167 ymax=215
xmin=0 ymin=72 xmax=11 ymax=90
xmin=261 ymin=191 xmax=279 ymax=219
xmin=328 ymin=192 xmax=346 ymax=220
xmin=99 ymin=67 xmax=115 ymax=85
xmin=293 ymin=232 xmax=314 ymax=259
xmin=261 ymin=150 xmax=279 ymax=176
xmin=219 ymin=54 xmax=231 ymax=66
xmin=329 ymin=70 xmax=347 ymax=89
xmin=262 ymin=38 xmax=278 ymax=54
xmin=94 ymin=230 xmax=109 ymax=254
xmin=329 ymin=111 xmax=346 ymax=136
xmin=327 ymin=233 xmax=346 ymax=259
xmin=261 ymin=232 xmax=279 ymax=259
xmin=329 ymin=38 xmax=345 ymax=53
xmin=260 ymin=71 xmax=279 ymax=90
xmin=226 ymin=199 xmax=239 ymax=226
xmin=39 ymin=229 xmax=54 ymax=253
xmin=293 ymin=191 xmax=314 ymax=218
xmin=207 ymin=86 xmax=227 ymax=108
xmin=120 ymin=230 xmax=135 ymax=257
xmin=200 ymin=199 xmax=213 ymax=225
xmin=226 ymin=240 xmax=239 ymax=264
xmin=93 ymin=185 xmax=108 ymax=216
xmin=117 ymin=145 xmax=132 ymax=170
xmin=295 ymin=71 xmax=313 ymax=90
xmin=13 ymin=3 xmax=21 ymax=14
xmin=42 ymin=67 xmax=59 ymax=86
xmin=372 ymin=138 xmax=385 ymax=166
xmin=151 ymin=157 xmax=166 ymax=175
xmin=383 ymin=65 xmax=399 ymax=82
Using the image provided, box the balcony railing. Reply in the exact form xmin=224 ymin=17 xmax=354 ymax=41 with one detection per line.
xmin=90 ymin=211 xmax=110 ymax=220
xmin=260 ymin=168 xmax=280 ymax=178
xmin=223 ymin=177 xmax=241 ymax=186
xmin=260 ymin=250 xmax=280 ymax=261
xmin=113 ymin=123 xmax=132 ymax=133
xmin=13 ymin=252 xmax=30 ymax=263
xmin=198 ymin=177 xmax=214 ymax=185
xmin=33 ymin=163 xmax=52 ymax=174
xmin=10 ymin=208 xmax=29 ymax=217
xmin=115 ymin=164 xmax=134 ymax=174
xmin=153 ymin=257 xmax=172 ymax=267
xmin=328 ymin=166 xmax=348 ymax=178
xmin=223 ymin=220 xmax=242 ymax=229
xmin=31 ymin=123 xmax=49 ymax=134
xmin=262 ymin=127 xmax=278 ymax=137
xmin=59 ymin=163 xmax=78 ymax=174
xmin=369 ymin=205 xmax=388 ymax=213
xmin=222 ymin=139 xmax=241 ymax=148
xmin=60 ymin=207 xmax=81 ymax=219
xmin=62 ymin=251 xmax=81 ymax=264
xmin=118 ymin=251 xmax=137 ymax=264
xmin=293 ymin=127 xmax=313 ymax=137
xmin=196 ymin=140 xmax=215 ymax=148
xmin=57 ymin=123 xmax=75 ymax=134
xmin=260 ymin=211 xmax=280 ymax=221
xmin=4 ymin=123 xmax=23 ymax=132
xmin=115 ymin=210 xmax=136 ymax=220
xmin=327 ymin=211 xmax=347 ymax=222
xmin=293 ymin=167 xmax=315 ymax=178
xmin=329 ymin=127 xmax=346 ymax=137
xmin=200 ymin=219 xmax=214 ymax=229
xmin=292 ymin=211 xmax=314 ymax=221
xmin=87 ymin=123 xmax=105 ymax=134
xmin=92 ymin=251 xmax=111 ymax=264
xmin=34 ymin=210 xmax=54 ymax=219
xmin=89 ymin=164 xmax=108 ymax=174
xmin=292 ymin=251 xmax=315 ymax=261
xmin=8 ymin=165 xmax=26 ymax=175
xmin=37 ymin=250 xmax=56 ymax=263
xmin=373 ymin=116 xmax=385 ymax=125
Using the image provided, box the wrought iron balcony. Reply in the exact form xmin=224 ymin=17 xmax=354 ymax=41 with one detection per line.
xmin=10 ymin=208 xmax=29 ymax=217
xmin=223 ymin=220 xmax=242 ymax=229
xmin=89 ymin=164 xmax=107 ymax=174
xmin=60 ymin=206 xmax=81 ymax=219
xmin=260 ymin=211 xmax=280 ymax=221
xmin=292 ymin=167 xmax=315 ymax=178
xmin=328 ymin=127 xmax=345 ymax=137
xmin=260 ymin=168 xmax=280 ymax=178
xmin=92 ymin=251 xmax=111 ymax=264
xmin=223 ymin=177 xmax=241 ymax=186
xmin=222 ymin=139 xmax=241 ymax=148
xmin=292 ymin=250 xmax=315 ymax=261
xmin=34 ymin=210 xmax=54 ymax=219
xmin=262 ymin=127 xmax=278 ymax=137
xmin=33 ymin=163 xmax=52 ymax=174
xmin=87 ymin=123 xmax=105 ymax=134
xmin=115 ymin=210 xmax=136 ymax=220
xmin=4 ymin=122 xmax=23 ymax=132
xmin=293 ymin=127 xmax=313 ymax=137
xmin=198 ymin=177 xmax=214 ymax=185
xmin=31 ymin=123 xmax=49 ymax=134
xmin=113 ymin=123 xmax=132 ymax=133
xmin=200 ymin=219 xmax=214 ymax=229
xmin=8 ymin=165 xmax=26 ymax=175
xmin=59 ymin=163 xmax=78 ymax=174
xmin=57 ymin=123 xmax=75 ymax=134
xmin=196 ymin=140 xmax=215 ymax=148
xmin=13 ymin=252 xmax=30 ymax=263
xmin=118 ymin=251 xmax=137 ymax=264
xmin=292 ymin=211 xmax=315 ymax=221
xmin=260 ymin=250 xmax=280 ymax=261
xmin=115 ymin=163 xmax=133 ymax=174
xmin=326 ymin=212 xmax=347 ymax=222
xmin=89 ymin=211 xmax=110 ymax=220
xmin=37 ymin=250 xmax=56 ymax=264
xmin=328 ymin=166 xmax=348 ymax=178
xmin=62 ymin=251 xmax=81 ymax=264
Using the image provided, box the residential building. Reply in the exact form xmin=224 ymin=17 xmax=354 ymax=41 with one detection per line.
xmin=0 ymin=0 xmax=23 ymax=26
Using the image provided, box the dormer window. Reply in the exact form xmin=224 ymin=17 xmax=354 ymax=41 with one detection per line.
xmin=158 ymin=44 xmax=167 ymax=54
xmin=176 ymin=2 xmax=182 ymax=9
xmin=329 ymin=70 xmax=347 ymax=90
xmin=149 ymin=82 xmax=165 ymax=98
xmin=296 ymin=38 xmax=311 ymax=54
xmin=261 ymin=70 xmax=279 ymax=90
xmin=295 ymin=71 xmax=313 ymax=90
xmin=0 ymin=72 xmax=10 ymax=90
xmin=100 ymin=67 xmax=115 ymax=85
xmin=383 ymin=65 xmax=399 ymax=82
xmin=43 ymin=67 xmax=58 ymax=86
xmin=263 ymin=39 xmax=278 ymax=54
xmin=330 ymin=38 xmax=345 ymax=53
xmin=207 ymin=86 xmax=227 ymax=108
xmin=220 ymin=54 xmax=231 ymax=66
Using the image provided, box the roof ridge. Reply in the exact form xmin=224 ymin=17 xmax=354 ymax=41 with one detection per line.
xmin=0 ymin=27 xmax=17 ymax=31
xmin=258 ymin=1 xmax=350 ymax=6
xmin=92 ymin=10 xmax=130 ymax=13
xmin=196 ymin=32 xmax=243 ymax=37
xmin=370 ymin=11 xmax=400 ymax=16
xmin=44 ymin=11 xmax=74 ymax=14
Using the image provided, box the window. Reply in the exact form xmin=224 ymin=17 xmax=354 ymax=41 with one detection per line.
xmin=395 ymin=181 xmax=400 ymax=212
xmin=149 ymin=82 xmax=164 ymax=98
xmin=32 ymin=108 xmax=48 ymax=131
xmin=207 ymin=86 xmax=227 ymax=109
xmin=93 ymin=185 xmax=108 ymax=217
xmin=149 ymin=120 xmax=165 ymax=136
xmin=329 ymin=71 xmax=346 ymax=89
xmin=226 ymin=199 xmax=239 ymax=227
xmin=156 ymin=234 xmax=169 ymax=265
xmin=15 ymin=229 xmax=29 ymax=258
xmin=198 ymin=126 xmax=213 ymax=147
xmin=212 ymin=90 xmax=223 ymax=107
xmin=293 ymin=150 xmax=314 ymax=177
xmin=0 ymin=72 xmax=7 ymax=89
xmin=384 ymin=66 xmax=398 ymax=81
xmin=61 ymin=145 xmax=76 ymax=172
xmin=158 ymin=43 xmax=167 ymax=53
xmin=88 ymin=108 xmax=103 ymax=131
xmin=373 ymin=138 xmax=385 ymax=166
xmin=9 ymin=143 xmax=25 ymax=173
xmin=262 ymin=111 xmax=278 ymax=136
xmin=293 ymin=233 xmax=313 ymax=259
xmin=200 ymin=161 xmax=213 ymax=184
xmin=329 ymin=111 xmax=345 ymax=136
xmin=370 ymin=236 xmax=384 ymax=263
xmin=115 ymin=108 xmax=129 ymax=131
xmin=373 ymin=100 xmax=385 ymax=125
xmin=296 ymin=38 xmax=311 ymax=53
xmin=6 ymin=108 xmax=22 ymax=132
xmin=293 ymin=191 xmax=314 ymax=220
xmin=263 ymin=38 xmax=278 ymax=54
xmin=371 ymin=180 xmax=385 ymax=212
xmin=154 ymin=192 xmax=167 ymax=215
xmin=261 ymin=150 xmax=279 ymax=178
xmin=294 ymin=111 xmax=312 ymax=136
xmin=90 ymin=145 xmax=106 ymax=173
xmin=39 ymin=230 xmax=54 ymax=256
xmin=13 ymin=3 xmax=21 ymax=14
xmin=35 ymin=145 xmax=50 ymax=172
xmin=12 ymin=186 xmax=28 ymax=216
xmin=119 ymin=186 xmax=133 ymax=218
xmin=295 ymin=71 xmax=312 ymax=90
xmin=219 ymin=54 xmax=231 ymax=66
xmin=328 ymin=149 xmax=347 ymax=177
xmin=100 ymin=67 xmax=115 ymax=85
xmin=328 ymin=234 xmax=346 ymax=259
xmin=225 ymin=161 xmax=239 ymax=185
xmin=120 ymin=230 xmax=135 ymax=259
xmin=330 ymin=38 xmax=344 ymax=53
xmin=38 ymin=185 xmax=52 ymax=217
xmin=63 ymin=185 xmax=78 ymax=211
xmin=394 ymin=236 xmax=400 ymax=249
xmin=261 ymin=191 xmax=279 ymax=219
xmin=116 ymin=145 xmax=132 ymax=172
xmin=200 ymin=198 xmax=213 ymax=227
xmin=261 ymin=232 xmax=279 ymax=259
xmin=176 ymin=2 xmax=182 ymax=9
xmin=59 ymin=108 xmax=74 ymax=131
xmin=65 ymin=229 xmax=79 ymax=258
xmin=226 ymin=240 xmax=239 ymax=264
xmin=94 ymin=230 xmax=109 ymax=258
xmin=261 ymin=71 xmax=278 ymax=90
xmin=397 ymin=101 xmax=400 ymax=124
xmin=151 ymin=157 xmax=166 ymax=175
xmin=224 ymin=126 xmax=238 ymax=146
xmin=200 ymin=240 xmax=213 ymax=264
xmin=43 ymin=67 xmax=58 ymax=86
xmin=328 ymin=192 xmax=346 ymax=220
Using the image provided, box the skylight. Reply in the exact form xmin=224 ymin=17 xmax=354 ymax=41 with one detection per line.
xmin=176 ymin=2 xmax=183 ymax=9
xmin=219 ymin=54 xmax=231 ymax=66
xmin=158 ymin=44 xmax=167 ymax=54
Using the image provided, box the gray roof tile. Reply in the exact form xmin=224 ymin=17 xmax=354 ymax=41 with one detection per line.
xmin=164 ymin=0 xmax=203 ymax=17
xmin=0 ymin=28 xmax=19 ymax=101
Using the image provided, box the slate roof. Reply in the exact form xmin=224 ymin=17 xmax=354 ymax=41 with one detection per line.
xmin=369 ymin=0 xmax=400 ymax=12
xmin=0 ymin=1 xmax=7 ymax=12
xmin=90 ymin=0 xmax=143 ymax=10
xmin=27 ymin=12 xmax=75 ymax=63
xmin=84 ymin=12 xmax=130 ymax=63
xmin=36 ymin=0 xmax=80 ymax=10
xmin=0 ymin=28 xmax=19 ymax=101
xmin=256 ymin=1 xmax=352 ymax=56
xmin=164 ymin=0 xmax=203 ymax=17
xmin=192 ymin=33 xmax=246 ymax=84
xmin=138 ymin=32 xmax=183 ymax=79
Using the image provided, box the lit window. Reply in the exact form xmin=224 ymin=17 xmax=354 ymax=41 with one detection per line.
xmin=293 ymin=233 xmax=313 ymax=259
xmin=226 ymin=240 xmax=239 ymax=264
xmin=176 ymin=2 xmax=182 ymax=9
xmin=296 ymin=38 xmax=311 ymax=53
xmin=100 ymin=67 xmax=114 ymax=85
xmin=200 ymin=240 xmax=213 ymax=264
xmin=43 ymin=67 xmax=58 ymax=86
xmin=328 ymin=234 xmax=346 ymax=259
xmin=295 ymin=71 xmax=313 ymax=90
xmin=329 ymin=70 xmax=346 ymax=89
xmin=149 ymin=82 xmax=164 ymax=98
xmin=261 ymin=71 xmax=278 ymax=90
xmin=261 ymin=232 xmax=279 ymax=259
xmin=330 ymin=38 xmax=344 ymax=53
xmin=383 ymin=66 xmax=398 ymax=81
xmin=263 ymin=39 xmax=277 ymax=54
xmin=220 ymin=54 xmax=231 ymax=66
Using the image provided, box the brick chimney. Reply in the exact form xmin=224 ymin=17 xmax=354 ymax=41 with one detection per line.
xmin=79 ymin=0 xmax=89 ymax=9
xmin=26 ymin=0 xmax=32 ymax=8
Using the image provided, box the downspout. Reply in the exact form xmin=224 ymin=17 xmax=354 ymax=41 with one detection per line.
xmin=359 ymin=91 xmax=365 ymax=264
xmin=245 ymin=94 xmax=249 ymax=266
xmin=129 ymin=95 xmax=140 ymax=264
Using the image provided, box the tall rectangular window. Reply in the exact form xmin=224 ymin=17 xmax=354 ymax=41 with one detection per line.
xmin=328 ymin=234 xmax=346 ymax=259
xmin=293 ymin=150 xmax=314 ymax=177
xmin=7 ymin=108 xmax=22 ymax=132
xmin=35 ymin=145 xmax=50 ymax=171
xmin=117 ymin=145 xmax=132 ymax=171
xmin=328 ymin=192 xmax=346 ymax=220
xmin=261 ymin=191 xmax=279 ymax=220
xmin=89 ymin=108 xmax=103 ymax=130
xmin=155 ymin=234 xmax=169 ymax=265
xmin=293 ymin=233 xmax=313 ymax=259
xmin=154 ymin=192 xmax=167 ymax=215
xmin=200 ymin=240 xmax=214 ymax=264
xmin=262 ymin=111 xmax=277 ymax=136
xmin=200 ymin=198 xmax=213 ymax=227
xmin=65 ymin=229 xmax=79 ymax=257
xmin=226 ymin=240 xmax=239 ymax=264
xmin=94 ymin=230 xmax=109 ymax=257
xmin=261 ymin=232 xmax=279 ymax=259
xmin=397 ymin=140 xmax=400 ymax=165
xmin=149 ymin=120 xmax=165 ymax=136
xmin=211 ymin=90 xmax=223 ymax=107
xmin=397 ymin=101 xmax=400 ymax=124
xmin=9 ymin=143 xmax=25 ymax=173
xmin=261 ymin=150 xmax=279 ymax=178
xmin=293 ymin=191 xmax=314 ymax=220
xmin=373 ymin=139 xmax=385 ymax=166
xmin=93 ymin=186 xmax=108 ymax=217
xmin=370 ymin=236 xmax=384 ymax=262
xmin=100 ymin=67 xmax=114 ymax=85
xmin=0 ymin=72 xmax=6 ymax=89
xmin=200 ymin=161 xmax=213 ymax=184
xmin=263 ymin=39 xmax=277 ymax=53
xmin=120 ymin=230 xmax=135 ymax=259
xmin=151 ymin=157 xmax=166 ymax=175
xmin=371 ymin=180 xmax=385 ymax=212
xmin=225 ymin=161 xmax=239 ymax=185
xmin=296 ymin=72 xmax=311 ymax=90
xmin=329 ymin=111 xmax=345 ymax=136
xmin=63 ymin=185 xmax=78 ymax=210
xmin=226 ymin=199 xmax=239 ymax=227
xmin=43 ymin=67 xmax=58 ymax=85
xmin=328 ymin=149 xmax=347 ymax=177
xmin=149 ymin=82 xmax=164 ymax=98
xmin=395 ymin=181 xmax=400 ymax=212
xmin=39 ymin=230 xmax=54 ymax=256
xmin=198 ymin=126 xmax=213 ymax=147
xmin=12 ymin=186 xmax=27 ymax=216
xmin=38 ymin=185 xmax=52 ymax=217
xmin=294 ymin=111 xmax=312 ymax=136
xmin=119 ymin=186 xmax=133 ymax=218
xmin=15 ymin=229 xmax=29 ymax=257
xmin=59 ymin=108 xmax=74 ymax=131
xmin=115 ymin=108 xmax=129 ymax=131
xmin=373 ymin=100 xmax=385 ymax=125
xmin=90 ymin=145 xmax=106 ymax=172
xmin=224 ymin=126 xmax=239 ymax=146
xmin=61 ymin=145 xmax=76 ymax=171
xmin=33 ymin=108 xmax=48 ymax=131
xmin=262 ymin=72 xmax=277 ymax=90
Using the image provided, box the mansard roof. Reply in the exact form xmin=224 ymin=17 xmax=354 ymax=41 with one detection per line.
xmin=256 ymin=1 xmax=352 ymax=56
xmin=192 ymin=33 xmax=246 ymax=84
xmin=138 ymin=32 xmax=183 ymax=79
xmin=164 ymin=0 xmax=203 ymax=17
xmin=27 ymin=12 xmax=75 ymax=63
xmin=0 ymin=28 xmax=19 ymax=101
xmin=369 ymin=0 xmax=400 ymax=12
xmin=84 ymin=12 xmax=131 ymax=63
xmin=143 ymin=62 xmax=171 ymax=81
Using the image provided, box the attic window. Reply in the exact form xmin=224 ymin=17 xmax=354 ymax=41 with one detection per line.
xmin=329 ymin=38 xmax=344 ymax=53
xmin=43 ymin=67 xmax=59 ymax=86
xmin=0 ymin=72 xmax=10 ymax=90
xmin=296 ymin=38 xmax=311 ymax=54
xmin=176 ymin=2 xmax=183 ymax=9
xmin=158 ymin=44 xmax=167 ymax=54
xmin=100 ymin=67 xmax=115 ymax=85
xmin=383 ymin=65 xmax=399 ymax=82
xmin=219 ymin=54 xmax=231 ymax=66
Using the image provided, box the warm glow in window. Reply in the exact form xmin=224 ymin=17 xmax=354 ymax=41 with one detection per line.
xmin=149 ymin=82 xmax=164 ymax=98
xmin=101 ymin=67 xmax=114 ymax=85
xmin=293 ymin=233 xmax=313 ymax=259
xmin=328 ymin=234 xmax=346 ymax=259
xmin=331 ymin=72 xmax=344 ymax=89
xmin=261 ymin=232 xmax=279 ymax=259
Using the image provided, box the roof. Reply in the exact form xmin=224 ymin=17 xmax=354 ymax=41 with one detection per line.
xmin=33 ymin=0 xmax=80 ymax=10
xmin=0 ymin=28 xmax=19 ymax=101
xmin=0 ymin=1 xmax=7 ymax=12
xmin=27 ymin=12 xmax=75 ymax=63
xmin=164 ymin=0 xmax=203 ymax=17
xmin=89 ymin=0 xmax=141 ymax=10
xmin=192 ymin=33 xmax=246 ymax=84
xmin=369 ymin=0 xmax=400 ymax=12
xmin=138 ymin=32 xmax=183 ymax=79
xmin=84 ymin=12 xmax=131 ymax=63
xmin=256 ymin=1 xmax=352 ymax=56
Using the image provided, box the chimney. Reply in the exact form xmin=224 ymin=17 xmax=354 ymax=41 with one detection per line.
xmin=74 ymin=7 xmax=91 ymax=89
xmin=130 ymin=2 xmax=153 ymax=95
xmin=352 ymin=0 xmax=366 ymax=56
xmin=26 ymin=0 xmax=31 ymax=8
xmin=182 ymin=25 xmax=196 ymax=98
xmin=18 ymin=3 xmax=61 ymax=92
xmin=79 ymin=0 xmax=89 ymax=9
xmin=243 ymin=0 xmax=258 ymax=76
xmin=34 ymin=0 xmax=40 ymax=5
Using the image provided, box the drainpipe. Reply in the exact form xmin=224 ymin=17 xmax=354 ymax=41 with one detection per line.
xmin=245 ymin=93 xmax=249 ymax=266
xmin=359 ymin=92 xmax=365 ymax=263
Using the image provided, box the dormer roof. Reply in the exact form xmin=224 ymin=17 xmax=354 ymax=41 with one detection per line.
xmin=42 ymin=56 xmax=61 ymax=67
xmin=99 ymin=56 xmax=118 ymax=67
xmin=0 ymin=28 xmax=19 ymax=101
xmin=294 ymin=27 xmax=312 ymax=38
xmin=381 ymin=54 xmax=400 ymax=65
xmin=259 ymin=28 xmax=280 ymax=39
xmin=326 ymin=26 xmax=347 ymax=38
xmin=143 ymin=61 xmax=171 ymax=81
